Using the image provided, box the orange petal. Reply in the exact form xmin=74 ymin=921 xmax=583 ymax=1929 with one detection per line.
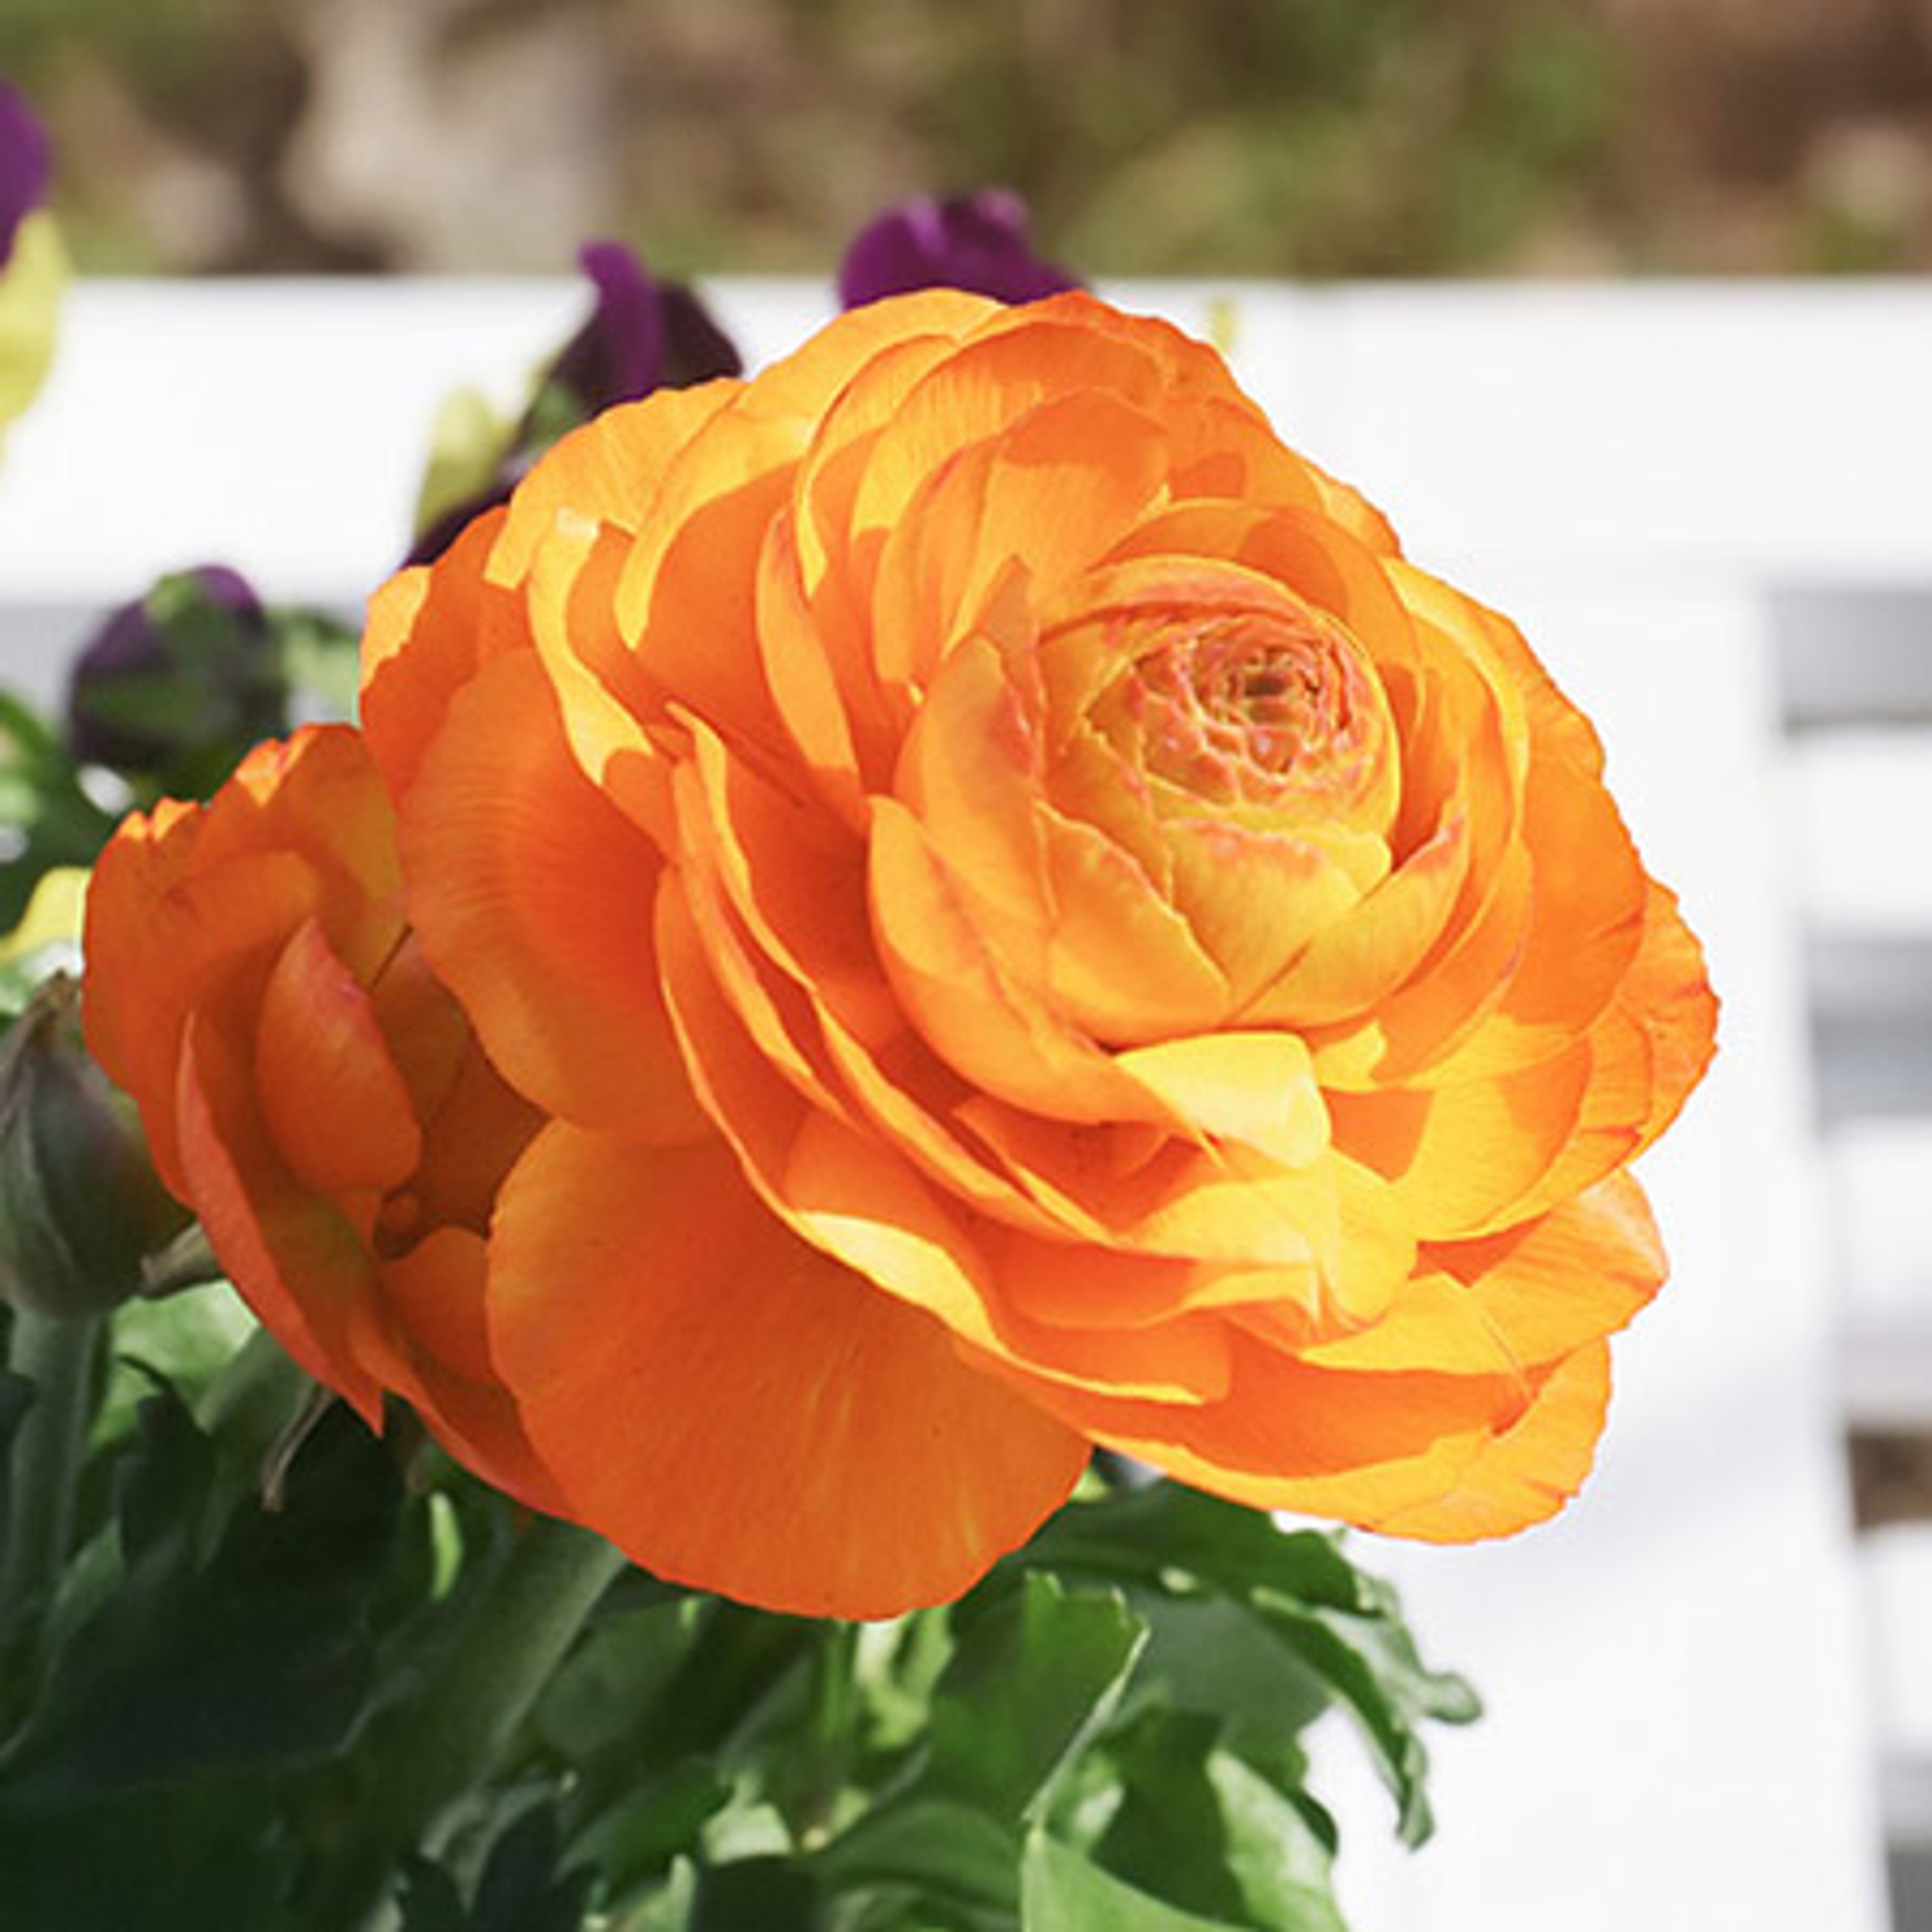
xmin=1427 ymin=1172 xmax=1664 ymax=1365
xmin=867 ymin=794 xmax=1164 ymax=1126
xmin=1114 ymin=1030 xmax=1329 ymax=1168
xmin=1036 ymin=807 xmax=1234 ymax=1041
xmin=362 ymin=510 xmax=528 ymax=801
xmin=488 ymin=383 xmax=741 ymax=587
xmin=657 ymin=876 xmax=1231 ymax=1401
xmin=176 ymin=1011 xmax=382 ymax=1423
xmin=1367 ymin=1343 xmax=1612 ymax=1542
xmin=611 ymin=401 xmax=804 ymax=751
xmin=398 ymin=649 xmax=706 ymax=1143
xmin=1417 ymin=752 xmax=1647 ymax=1085
xmin=1327 ymin=1042 xmax=1593 ymax=1240
xmin=487 ymin=1123 xmax=1088 ymax=1618
xmin=988 ymin=1329 xmax=1510 ymax=1525
xmin=377 ymin=1226 xmax=563 ymax=1513
xmin=522 ymin=515 xmax=677 ymax=850
xmin=84 ymin=728 xmax=401 ymax=1193
xmin=1296 ymin=1271 xmax=1528 ymax=1379
xmin=1617 ymin=880 xmax=1721 ymax=1151
xmin=868 ymin=388 xmax=1169 ymax=694
xmin=254 ymin=919 xmax=421 ymax=1198
xmin=756 ymin=511 xmax=868 ymax=828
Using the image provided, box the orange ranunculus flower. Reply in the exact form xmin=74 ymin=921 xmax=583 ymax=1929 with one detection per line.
xmin=358 ymin=289 xmax=1714 ymax=1617
xmin=83 ymin=725 xmax=557 ymax=1510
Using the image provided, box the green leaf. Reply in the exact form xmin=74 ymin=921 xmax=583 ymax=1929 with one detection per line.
xmin=0 ymin=1782 xmax=288 ymax=1932
xmin=399 ymin=1858 xmax=474 ymax=1932
xmin=2 ymin=1393 xmax=399 ymax=1797
xmin=95 ymin=1284 xmax=258 ymax=1450
xmin=1246 ymin=1588 xmax=1471 ymax=1847
xmin=1022 ymin=1484 xmax=1364 ymax=1607
xmin=0 ymin=1363 xmax=34 ymax=1563
xmin=816 ymin=1796 xmax=1022 ymax=1915
xmin=413 ymin=385 xmax=513 ymax=536
xmin=1023 ymin=1484 xmax=1476 ymax=1845
xmin=273 ymin=606 xmax=362 ymax=719
xmin=470 ymin=1803 xmax=596 ymax=1932
xmin=690 ymin=1854 xmax=822 ymax=1931
xmin=1204 ymin=1752 xmax=1347 ymax=1932
xmin=1095 ymin=1711 xmax=1346 ymax=1932
xmin=537 ymin=1598 xmax=707 ymax=1764
xmin=573 ymin=1761 xmax=732 ymax=1897
xmin=929 ymin=1572 xmax=1147 ymax=1825
xmin=1126 ymin=1595 xmax=1331 ymax=1751
xmin=1021 ymin=1830 xmax=1243 ymax=1932
xmin=0 ymin=691 xmax=118 ymax=930
xmin=624 ymin=1857 xmax=698 ymax=1932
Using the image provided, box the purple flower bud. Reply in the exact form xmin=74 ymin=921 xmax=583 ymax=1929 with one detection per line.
xmin=543 ymin=240 xmax=742 ymax=421
xmin=410 ymin=244 xmax=742 ymax=568
xmin=66 ymin=566 xmax=281 ymax=782
xmin=0 ymin=82 xmax=50 ymax=272
xmin=838 ymin=191 xmax=1080 ymax=310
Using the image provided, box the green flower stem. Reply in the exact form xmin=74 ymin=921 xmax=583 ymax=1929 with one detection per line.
xmin=1 ymin=1308 xmax=100 ymax=1667
xmin=302 ymin=1515 xmax=627 ymax=1931
xmin=193 ymin=1319 xmax=311 ymax=1447
xmin=793 ymin=1620 xmax=859 ymax=1846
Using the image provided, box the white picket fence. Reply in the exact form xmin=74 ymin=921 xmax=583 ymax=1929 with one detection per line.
xmin=4 ymin=276 xmax=1926 ymax=1931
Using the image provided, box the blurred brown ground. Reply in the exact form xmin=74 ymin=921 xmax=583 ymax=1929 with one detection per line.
xmin=3 ymin=0 xmax=1929 ymax=278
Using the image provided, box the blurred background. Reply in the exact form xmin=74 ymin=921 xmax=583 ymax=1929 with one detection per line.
xmin=3 ymin=0 xmax=1929 ymax=280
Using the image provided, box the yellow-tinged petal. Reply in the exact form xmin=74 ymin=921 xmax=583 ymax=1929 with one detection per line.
xmin=1114 ymin=1030 xmax=1329 ymax=1168
xmin=1367 ymin=1344 xmax=1612 ymax=1542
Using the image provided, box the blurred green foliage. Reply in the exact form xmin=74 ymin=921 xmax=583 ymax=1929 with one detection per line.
xmin=3 ymin=0 xmax=1917 ymax=277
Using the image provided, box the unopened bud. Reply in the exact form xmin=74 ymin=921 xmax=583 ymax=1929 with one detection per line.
xmin=0 ymin=974 xmax=190 ymax=1319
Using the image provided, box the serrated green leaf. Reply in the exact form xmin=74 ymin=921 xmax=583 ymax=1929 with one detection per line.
xmin=1022 ymin=1830 xmax=1243 ymax=1932
xmin=1021 ymin=1484 xmax=1475 ymax=1846
xmin=1247 ymin=1588 xmax=1472 ymax=1847
xmin=930 ymin=1572 xmax=1147 ymax=1825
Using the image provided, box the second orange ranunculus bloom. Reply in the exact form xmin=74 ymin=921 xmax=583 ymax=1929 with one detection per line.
xmin=92 ymin=290 xmax=1716 ymax=1618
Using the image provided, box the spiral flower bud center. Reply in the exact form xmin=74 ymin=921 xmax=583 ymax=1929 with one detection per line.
xmin=1090 ymin=605 xmax=1396 ymax=834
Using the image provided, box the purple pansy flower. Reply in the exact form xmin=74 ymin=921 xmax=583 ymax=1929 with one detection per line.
xmin=408 ymin=242 xmax=741 ymax=566
xmin=66 ymin=566 xmax=281 ymax=780
xmin=838 ymin=190 xmax=1080 ymax=309
xmin=0 ymin=82 xmax=50 ymax=271
xmin=543 ymin=239 xmax=742 ymax=421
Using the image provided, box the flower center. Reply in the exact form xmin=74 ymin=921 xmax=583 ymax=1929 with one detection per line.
xmin=1089 ymin=604 xmax=1396 ymax=831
